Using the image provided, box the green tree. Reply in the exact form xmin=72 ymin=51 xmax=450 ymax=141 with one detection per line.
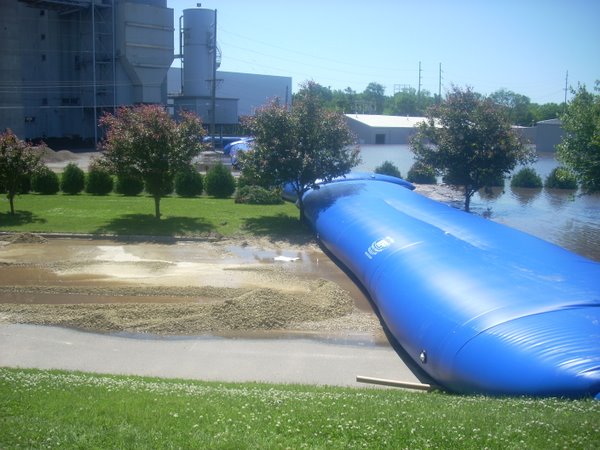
xmin=529 ymin=102 xmax=562 ymax=123
xmin=557 ymin=82 xmax=600 ymax=193
xmin=362 ymin=82 xmax=386 ymax=114
xmin=99 ymin=105 xmax=206 ymax=219
xmin=410 ymin=86 xmax=534 ymax=211
xmin=489 ymin=88 xmax=533 ymax=126
xmin=0 ymin=130 xmax=41 ymax=214
xmin=239 ymin=80 xmax=360 ymax=221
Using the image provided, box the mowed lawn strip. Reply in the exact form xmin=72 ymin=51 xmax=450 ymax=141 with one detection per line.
xmin=0 ymin=193 xmax=307 ymax=239
xmin=1 ymin=368 xmax=599 ymax=450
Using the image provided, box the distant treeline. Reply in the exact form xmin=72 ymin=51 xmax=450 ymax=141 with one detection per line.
xmin=292 ymin=82 xmax=562 ymax=126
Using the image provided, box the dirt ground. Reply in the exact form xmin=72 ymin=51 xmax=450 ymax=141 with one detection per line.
xmin=0 ymin=149 xmax=462 ymax=341
xmin=0 ymin=233 xmax=386 ymax=341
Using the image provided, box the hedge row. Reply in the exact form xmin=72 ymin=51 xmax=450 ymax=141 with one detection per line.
xmin=3 ymin=162 xmax=286 ymax=202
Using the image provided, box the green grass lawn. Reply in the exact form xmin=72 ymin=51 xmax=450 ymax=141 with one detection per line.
xmin=0 ymin=193 xmax=308 ymax=239
xmin=1 ymin=368 xmax=599 ymax=449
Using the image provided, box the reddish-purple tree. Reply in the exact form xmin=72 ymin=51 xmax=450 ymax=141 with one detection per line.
xmin=0 ymin=130 xmax=41 ymax=215
xmin=99 ymin=105 xmax=206 ymax=219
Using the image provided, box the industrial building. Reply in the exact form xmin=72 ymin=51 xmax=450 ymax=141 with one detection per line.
xmin=168 ymin=8 xmax=291 ymax=133
xmin=1 ymin=1 xmax=291 ymax=146
xmin=345 ymin=114 xmax=427 ymax=145
xmin=1 ymin=0 xmax=174 ymax=145
xmin=345 ymin=113 xmax=561 ymax=150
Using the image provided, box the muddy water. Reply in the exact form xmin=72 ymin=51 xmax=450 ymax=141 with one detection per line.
xmin=0 ymin=238 xmax=373 ymax=312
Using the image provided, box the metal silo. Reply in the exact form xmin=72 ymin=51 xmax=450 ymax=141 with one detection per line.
xmin=182 ymin=8 xmax=216 ymax=97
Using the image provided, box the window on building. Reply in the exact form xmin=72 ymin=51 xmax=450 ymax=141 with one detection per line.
xmin=375 ymin=134 xmax=386 ymax=144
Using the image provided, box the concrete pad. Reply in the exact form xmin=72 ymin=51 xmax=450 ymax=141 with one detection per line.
xmin=0 ymin=324 xmax=421 ymax=388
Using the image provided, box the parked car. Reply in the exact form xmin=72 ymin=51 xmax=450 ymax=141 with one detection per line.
xmin=229 ymin=138 xmax=254 ymax=168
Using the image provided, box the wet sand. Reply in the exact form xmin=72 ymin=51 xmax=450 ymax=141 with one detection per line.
xmin=0 ymin=234 xmax=386 ymax=343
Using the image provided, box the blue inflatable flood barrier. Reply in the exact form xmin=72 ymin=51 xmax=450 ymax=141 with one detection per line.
xmin=299 ymin=174 xmax=600 ymax=398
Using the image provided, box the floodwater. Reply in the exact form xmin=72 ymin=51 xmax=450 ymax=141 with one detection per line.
xmin=355 ymin=145 xmax=600 ymax=262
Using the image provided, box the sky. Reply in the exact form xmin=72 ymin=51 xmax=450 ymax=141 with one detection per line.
xmin=169 ymin=0 xmax=600 ymax=104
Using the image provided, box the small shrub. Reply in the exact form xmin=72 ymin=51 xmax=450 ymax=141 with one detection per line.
xmin=235 ymin=185 xmax=283 ymax=204
xmin=511 ymin=167 xmax=542 ymax=188
xmin=115 ymin=173 xmax=144 ymax=196
xmin=374 ymin=160 xmax=402 ymax=178
xmin=174 ymin=169 xmax=203 ymax=197
xmin=205 ymin=162 xmax=236 ymax=198
xmin=144 ymin=174 xmax=173 ymax=197
xmin=85 ymin=166 xmax=114 ymax=195
xmin=482 ymin=172 xmax=505 ymax=187
xmin=407 ymin=162 xmax=437 ymax=184
xmin=545 ymin=167 xmax=578 ymax=190
xmin=60 ymin=162 xmax=85 ymax=194
xmin=0 ymin=174 xmax=30 ymax=194
xmin=31 ymin=166 xmax=59 ymax=194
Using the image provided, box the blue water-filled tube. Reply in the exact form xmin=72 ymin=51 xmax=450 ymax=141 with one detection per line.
xmin=282 ymin=172 xmax=415 ymax=203
xmin=298 ymin=174 xmax=600 ymax=398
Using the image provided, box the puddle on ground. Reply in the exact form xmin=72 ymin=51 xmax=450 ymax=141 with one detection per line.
xmin=0 ymin=238 xmax=374 ymax=312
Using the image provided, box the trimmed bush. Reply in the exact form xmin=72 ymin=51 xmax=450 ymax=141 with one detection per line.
xmin=60 ymin=162 xmax=85 ymax=194
xmin=0 ymin=174 xmax=30 ymax=194
xmin=31 ymin=166 xmax=59 ymax=194
xmin=407 ymin=162 xmax=437 ymax=184
xmin=85 ymin=166 xmax=114 ymax=195
xmin=115 ymin=173 xmax=144 ymax=196
xmin=174 ymin=169 xmax=203 ymax=197
xmin=545 ymin=167 xmax=578 ymax=190
xmin=205 ymin=162 xmax=236 ymax=198
xmin=374 ymin=160 xmax=402 ymax=178
xmin=235 ymin=185 xmax=283 ymax=204
xmin=480 ymin=172 xmax=506 ymax=188
xmin=511 ymin=167 xmax=542 ymax=188
xmin=144 ymin=174 xmax=173 ymax=197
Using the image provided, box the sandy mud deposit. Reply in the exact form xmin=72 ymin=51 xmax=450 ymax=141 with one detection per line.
xmin=0 ymin=235 xmax=384 ymax=340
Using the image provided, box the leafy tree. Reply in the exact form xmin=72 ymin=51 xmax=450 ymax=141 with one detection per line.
xmin=239 ymin=80 xmax=360 ymax=221
xmin=529 ymin=102 xmax=562 ymax=123
xmin=410 ymin=86 xmax=534 ymax=211
xmin=362 ymin=82 xmax=386 ymax=114
xmin=60 ymin=162 xmax=85 ymax=195
xmin=0 ymin=129 xmax=41 ymax=214
xmin=99 ymin=105 xmax=206 ymax=218
xmin=557 ymin=82 xmax=600 ymax=193
xmin=489 ymin=88 xmax=533 ymax=126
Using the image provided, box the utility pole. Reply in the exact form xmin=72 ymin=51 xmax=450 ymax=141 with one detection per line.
xmin=438 ymin=63 xmax=442 ymax=104
xmin=563 ymin=70 xmax=569 ymax=110
xmin=210 ymin=9 xmax=217 ymax=149
xmin=417 ymin=61 xmax=422 ymax=112
xmin=418 ymin=61 xmax=422 ymax=97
